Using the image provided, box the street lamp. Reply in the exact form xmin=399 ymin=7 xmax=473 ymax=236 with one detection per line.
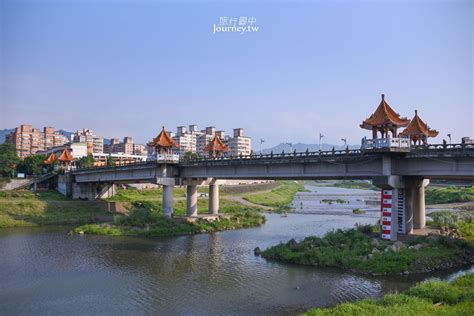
xmin=285 ymin=142 xmax=293 ymax=153
xmin=447 ymin=134 xmax=452 ymax=145
xmin=319 ymin=133 xmax=324 ymax=151
xmin=341 ymin=138 xmax=347 ymax=147
xmin=260 ymin=138 xmax=265 ymax=153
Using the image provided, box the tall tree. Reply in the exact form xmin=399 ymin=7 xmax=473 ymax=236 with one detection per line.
xmin=16 ymin=154 xmax=47 ymax=175
xmin=0 ymin=144 xmax=20 ymax=177
xmin=77 ymin=154 xmax=95 ymax=168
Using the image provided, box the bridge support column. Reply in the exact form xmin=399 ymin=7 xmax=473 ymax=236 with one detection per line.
xmin=405 ymin=177 xmax=429 ymax=230
xmin=186 ymin=185 xmax=198 ymax=217
xmin=209 ymin=182 xmax=219 ymax=215
xmin=163 ymin=185 xmax=174 ymax=218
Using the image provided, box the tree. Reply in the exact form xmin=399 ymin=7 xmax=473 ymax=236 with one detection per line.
xmin=77 ymin=154 xmax=95 ymax=168
xmin=183 ymin=151 xmax=200 ymax=161
xmin=106 ymin=154 xmax=115 ymax=166
xmin=16 ymin=154 xmax=47 ymax=175
xmin=0 ymin=144 xmax=20 ymax=177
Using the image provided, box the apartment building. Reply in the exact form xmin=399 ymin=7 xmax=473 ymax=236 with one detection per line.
xmin=105 ymin=137 xmax=147 ymax=156
xmin=171 ymin=125 xmax=252 ymax=157
xmin=6 ymin=125 xmax=68 ymax=158
xmin=228 ymin=128 xmax=252 ymax=156
xmin=72 ymin=129 xmax=104 ymax=153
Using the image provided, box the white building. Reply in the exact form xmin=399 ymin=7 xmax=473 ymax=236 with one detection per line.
xmin=228 ymin=128 xmax=252 ymax=156
xmin=72 ymin=129 xmax=104 ymax=153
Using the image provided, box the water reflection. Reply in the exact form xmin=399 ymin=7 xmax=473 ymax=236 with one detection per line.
xmin=0 ymin=185 xmax=471 ymax=315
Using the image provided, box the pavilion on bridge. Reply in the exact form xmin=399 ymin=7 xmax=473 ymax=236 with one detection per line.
xmin=43 ymin=152 xmax=57 ymax=166
xmin=360 ymin=94 xmax=410 ymax=139
xmin=58 ymin=147 xmax=74 ymax=169
xmin=399 ymin=110 xmax=439 ymax=145
xmin=148 ymin=126 xmax=179 ymax=154
xmin=204 ymin=135 xmax=229 ymax=158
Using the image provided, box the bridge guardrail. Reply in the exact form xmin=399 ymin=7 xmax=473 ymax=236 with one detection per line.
xmin=71 ymin=143 xmax=473 ymax=173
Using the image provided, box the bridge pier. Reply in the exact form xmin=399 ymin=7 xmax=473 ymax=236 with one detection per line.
xmin=186 ymin=184 xmax=198 ymax=216
xmin=372 ymin=175 xmax=429 ymax=239
xmin=162 ymin=185 xmax=174 ymax=218
xmin=405 ymin=177 xmax=429 ymax=230
xmin=208 ymin=180 xmax=219 ymax=215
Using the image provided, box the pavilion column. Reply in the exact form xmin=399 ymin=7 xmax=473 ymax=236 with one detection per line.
xmin=186 ymin=185 xmax=198 ymax=217
xmin=208 ymin=183 xmax=219 ymax=215
xmin=162 ymin=185 xmax=174 ymax=218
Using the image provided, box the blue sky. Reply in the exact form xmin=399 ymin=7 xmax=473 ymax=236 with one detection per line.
xmin=1 ymin=0 xmax=472 ymax=147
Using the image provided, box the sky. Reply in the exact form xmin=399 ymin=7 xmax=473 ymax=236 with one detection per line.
xmin=1 ymin=0 xmax=473 ymax=147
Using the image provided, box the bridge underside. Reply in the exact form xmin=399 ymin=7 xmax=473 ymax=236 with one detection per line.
xmin=68 ymin=151 xmax=474 ymax=240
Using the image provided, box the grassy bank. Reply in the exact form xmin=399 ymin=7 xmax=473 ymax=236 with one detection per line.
xmin=74 ymin=183 xmax=273 ymax=236
xmin=313 ymin=180 xmax=377 ymax=190
xmin=304 ymin=273 xmax=474 ymax=315
xmin=261 ymin=225 xmax=474 ymax=275
xmin=243 ymin=181 xmax=308 ymax=211
xmin=0 ymin=190 xmax=110 ymax=228
xmin=426 ymin=186 xmax=474 ymax=204
xmin=427 ymin=210 xmax=474 ymax=244
xmin=75 ymin=205 xmax=265 ymax=237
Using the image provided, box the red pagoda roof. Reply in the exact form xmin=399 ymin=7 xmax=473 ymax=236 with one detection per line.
xmin=400 ymin=110 xmax=439 ymax=138
xmin=147 ymin=126 xmax=178 ymax=148
xmin=360 ymin=94 xmax=410 ymax=129
xmin=43 ymin=152 xmax=57 ymax=165
xmin=204 ymin=135 xmax=229 ymax=153
xmin=58 ymin=147 xmax=74 ymax=162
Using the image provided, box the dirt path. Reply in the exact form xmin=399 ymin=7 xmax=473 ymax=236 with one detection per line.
xmin=224 ymin=196 xmax=274 ymax=210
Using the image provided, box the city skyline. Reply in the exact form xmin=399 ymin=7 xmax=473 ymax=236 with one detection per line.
xmin=1 ymin=0 xmax=472 ymax=147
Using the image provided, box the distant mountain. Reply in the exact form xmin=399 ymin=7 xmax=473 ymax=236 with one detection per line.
xmin=0 ymin=129 xmax=14 ymax=143
xmin=258 ymin=142 xmax=359 ymax=154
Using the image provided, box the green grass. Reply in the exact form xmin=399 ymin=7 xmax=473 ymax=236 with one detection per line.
xmin=321 ymin=199 xmax=347 ymax=204
xmin=243 ymin=181 xmax=308 ymax=210
xmin=261 ymin=226 xmax=474 ymax=275
xmin=352 ymin=208 xmax=365 ymax=214
xmin=303 ymin=273 xmax=474 ymax=315
xmin=75 ymin=205 xmax=266 ymax=237
xmin=427 ymin=210 xmax=474 ymax=244
xmin=312 ymin=180 xmax=377 ymax=190
xmin=426 ymin=186 xmax=474 ymax=204
xmin=0 ymin=190 xmax=110 ymax=228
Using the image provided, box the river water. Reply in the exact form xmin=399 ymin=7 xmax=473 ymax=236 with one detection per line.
xmin=0 ymin=185 xmax=472 ymax=315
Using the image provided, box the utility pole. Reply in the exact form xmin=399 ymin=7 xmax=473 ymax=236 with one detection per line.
xmin=319 ymin=133 xmax=324 ymax=151
xmin=341 ymin=138 xmax=347 ymax=147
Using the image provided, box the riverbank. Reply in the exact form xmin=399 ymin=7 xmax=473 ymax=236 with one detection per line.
xmin=261 ymin=209 xmax=474 ymax=276
xmin=0 ymin=190 xmax=111 ymax=228
xmin=243 ymin=181 xmax=309 ymax=211
xmin=303 ymin=272 xmax=474 ymax=315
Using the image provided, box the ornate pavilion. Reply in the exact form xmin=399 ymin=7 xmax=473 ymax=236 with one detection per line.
xmin=204 ymin=135 xmax=229 ymax=158
xmin=400 ymin=110 xmax=439 ymax=145
xmin=147 ymin=126 xmax=179 ymax=155
xmin=360 ymin=94 xmax=410 ymax=139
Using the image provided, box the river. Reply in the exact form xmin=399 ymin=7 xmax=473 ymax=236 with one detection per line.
xmin=0 ymin=185 xmax=472 ymax=315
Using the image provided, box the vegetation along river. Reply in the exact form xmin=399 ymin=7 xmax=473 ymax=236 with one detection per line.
xmin=0 ymin=185 xmax=472 ymax=315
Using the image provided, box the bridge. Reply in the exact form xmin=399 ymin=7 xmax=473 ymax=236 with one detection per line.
xmin=64 ymin=142 xmax=474 ymax=241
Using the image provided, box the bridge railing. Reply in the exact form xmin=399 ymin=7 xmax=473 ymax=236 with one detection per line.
xmin=71 ymin=142 xmax=473 ymax=172
xmin=361 ymin=137 xmax=411 ymax=150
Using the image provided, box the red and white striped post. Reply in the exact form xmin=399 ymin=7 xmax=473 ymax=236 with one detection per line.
xmin=380 ymin=189 xmax=393 ymax=240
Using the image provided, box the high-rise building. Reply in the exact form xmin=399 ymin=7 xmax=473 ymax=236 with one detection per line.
xmin=173 ymin=125 xmax=198 ymax=156
xmin=72 ymin=129 xmax=104 ymax=153
xmin=105 ymin=136 xmax=147 ymax=156
xmin=6 ymin=125 xmax=68 ymax=158
xmin=229 ymin=128 xmax=252 ymax=156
